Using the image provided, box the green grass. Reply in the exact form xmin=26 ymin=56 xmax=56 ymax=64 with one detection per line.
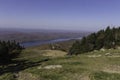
xmin=90 ymin=71 xmax=120 ymax=80
xmin=0 ymin=73 xmax=15 ymax=80
xmin=1 ymin=48 xmax=120 ymax=80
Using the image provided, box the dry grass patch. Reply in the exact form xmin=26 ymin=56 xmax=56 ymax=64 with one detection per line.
xmin=41 ymin=50 xmax=67 ymax=57
xmin=17 ymin=72 xmax=40 ymax=80
xmin=102 ymin=65 xmax=120 ymax=74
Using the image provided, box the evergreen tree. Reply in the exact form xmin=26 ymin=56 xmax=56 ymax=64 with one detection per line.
xmin=0 ymin=40 xmax=24 ymax=65
xmin=69 ymin=26 xmax=120 ymax=55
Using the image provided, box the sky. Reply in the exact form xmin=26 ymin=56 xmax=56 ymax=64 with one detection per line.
xmin=0 ymin=0 xmax=120 ymax=31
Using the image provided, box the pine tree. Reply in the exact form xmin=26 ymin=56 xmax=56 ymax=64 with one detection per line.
xmin=69 ymin=26 xmax=120 ymax=55
xmin=0 ymin=40 xmax=24 ymax=65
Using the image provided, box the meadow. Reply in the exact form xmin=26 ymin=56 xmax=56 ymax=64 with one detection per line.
xmin=1 ymin=47 xmax=120 ymax=80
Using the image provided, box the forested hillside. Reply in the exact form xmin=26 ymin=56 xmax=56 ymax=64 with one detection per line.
xmin=69 ymin=26 xmax=120 ymax=55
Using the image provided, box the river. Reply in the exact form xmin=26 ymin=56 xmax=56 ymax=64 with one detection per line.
xmin=20 ymin=37 xmax=81 ymax=47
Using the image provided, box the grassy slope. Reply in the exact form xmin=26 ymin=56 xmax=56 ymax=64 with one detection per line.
xmin=29 ymin=40 xmax=75 ymax=52
xmin=1 ymin=48 xmax=120 ymax=80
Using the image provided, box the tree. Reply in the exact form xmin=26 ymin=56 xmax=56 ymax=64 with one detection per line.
xmin=68 ymin=41 xmax=81 ymax=55
xmin=69 ymin=26 xmax=120 ymax=55
xmin=0 ymin=40 xmax=24 ymax=65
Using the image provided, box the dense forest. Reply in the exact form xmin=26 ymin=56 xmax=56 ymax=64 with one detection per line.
xmin=69 ymin=26 xmax=120 ymax=55
xmin=0 ymin=40 xmax=24 ymax=65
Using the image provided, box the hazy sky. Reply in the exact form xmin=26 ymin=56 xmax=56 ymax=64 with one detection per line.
xmin=0 ymin=0 xmax=120 ymax=31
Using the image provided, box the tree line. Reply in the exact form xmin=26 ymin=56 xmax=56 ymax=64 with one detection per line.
xmin=0 ymin=40 xmax=24 ymax=65
xmin=69 ymin=26 xmax=120 ymax=55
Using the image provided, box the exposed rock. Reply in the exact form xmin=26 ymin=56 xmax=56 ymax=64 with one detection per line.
xmin=44 ymin=65 xmax=62 ymax=69
xmin=93 ymin=50 xmax=98 ymax=52
xmin=88 ymin=55 xmax=101 ymax=57
xmin=100 ymin=48 xmax=105 ymax=51
xmin=105 ymin=53 xmax=111 ymax=56
xmin=117 ymin=47 xmax=120 ymax=50
xmin=38 ymin=65 xmax=62 ymax=69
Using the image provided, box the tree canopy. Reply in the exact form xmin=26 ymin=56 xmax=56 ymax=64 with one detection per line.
xmin=69 ymin=26 xmax=120 ymax=55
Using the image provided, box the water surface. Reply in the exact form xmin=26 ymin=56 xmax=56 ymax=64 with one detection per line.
xmin=20 ymin=37 xmax=81 ymax=47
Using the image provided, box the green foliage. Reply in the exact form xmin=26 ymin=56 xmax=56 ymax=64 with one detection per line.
xmin=0 ymin=40 xmax=24 ymax=65
xmin=69 ymin=26 xmax=120 ymax=55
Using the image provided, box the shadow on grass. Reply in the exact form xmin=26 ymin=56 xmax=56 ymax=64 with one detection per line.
xmin=0 ymin=58 xmax=50 ymax=75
